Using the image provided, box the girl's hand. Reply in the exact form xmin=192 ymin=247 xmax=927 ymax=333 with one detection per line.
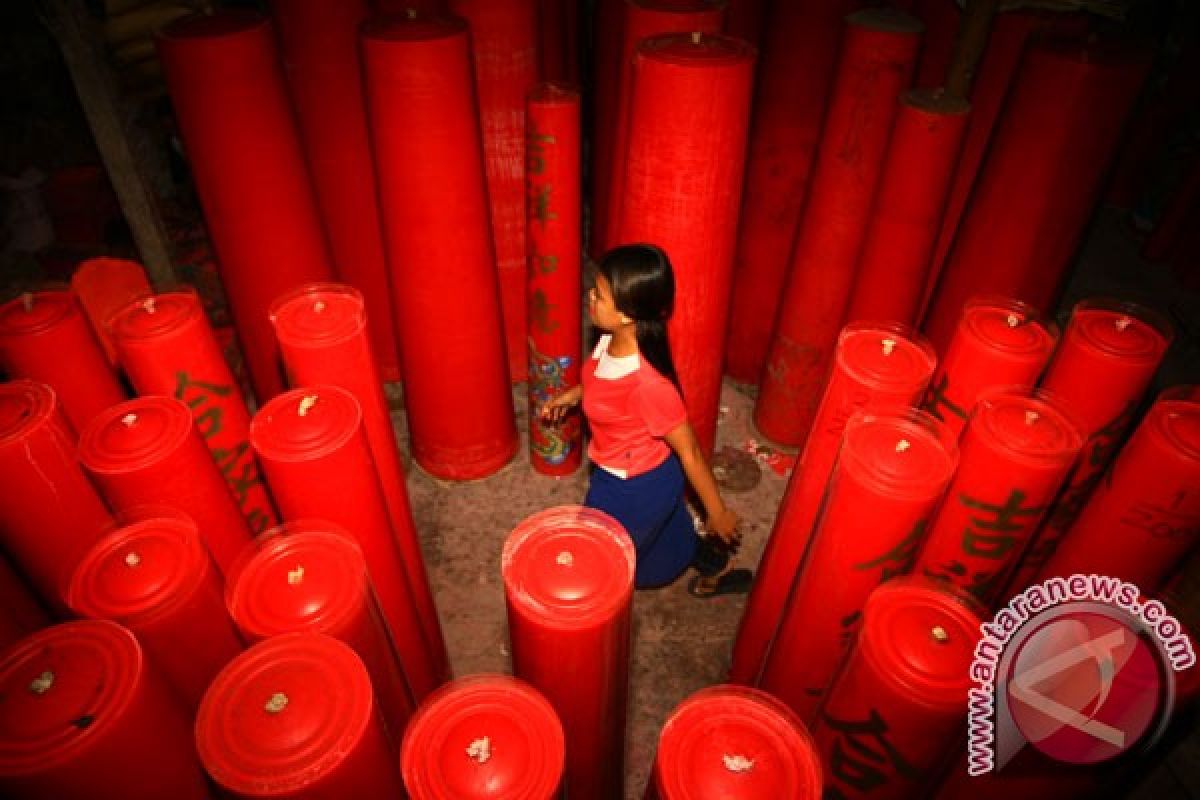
xmin=707 ymin=507 xmax=741 ymax=544
xmin=539 ymin=385 xmax=583 ymax=423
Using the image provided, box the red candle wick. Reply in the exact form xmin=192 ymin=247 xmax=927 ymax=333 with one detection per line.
xmin=555 ymin=550 xmax=574 ymax=566
xmin=20 ymin=293 xmax=33 ymax=313
xmin=882 ymin=338 xmax=896 ymax=356
xmin=121 ymin=413 xmax=138 ymax=428
xmin=142 ymin=297 xmax=157 ymax=314
xmin=29 ymin=670 xmax=54 ymax=695
xmin=895 ymin=438 xmax=911 ymax=452
xmin=723 ymin=753 xmax=755 ymax=773
xmin=264 ymin=692 xmax=288 ymax=714
xmin=466 ymin=736 xmax=492 ymax=763
xmin=297 ymin=395 xmax=318 ymax=417
xmin=287 ymin=565 xmax=305 ymax=585
xmin=124 ymin=551 xmax=141 ymax=568
xmin=1115 ymin=316 xmax=1132 ymax=332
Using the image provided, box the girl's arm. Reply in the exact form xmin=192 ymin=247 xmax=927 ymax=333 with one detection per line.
xmin=539 ymin=385 xmax=583 ymax=422
xmin=664 ymin=421 xmax=740 ymax=541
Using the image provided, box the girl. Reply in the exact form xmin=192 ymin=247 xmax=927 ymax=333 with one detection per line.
xmin=542 ymin=244 xmax=750 ymax=595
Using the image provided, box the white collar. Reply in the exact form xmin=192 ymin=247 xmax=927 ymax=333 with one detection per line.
xmin=592 ymin=334 xmax=640 ymax=380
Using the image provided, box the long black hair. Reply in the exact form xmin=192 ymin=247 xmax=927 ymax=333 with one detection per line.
xmin=596 ymin=243 xmax=682 ymax=395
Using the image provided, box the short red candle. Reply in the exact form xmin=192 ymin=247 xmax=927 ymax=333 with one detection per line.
xmin=65 ymin=515 xmax=244 ymax=711
xmin=1037 ymin=386 xmax=1200 ymax=591
xmin=650 ymin=685 xmax=823 ymax=799
xmin=0 ymin=553 xmax=49 ymax=652
xmin=502 ymin=506 xmax=636 ymax=800
xmin=0 ymin=289 xmax=126 ymax=432
xmin=759 ymin=410 xmax=959 ymax=722
xmin=225 ymin=522 xmax=416 ymax=738
xmin=526 ymin=82 xmax=584 ymax=476
xmin=78 ymin=396 xmax=254 ymax=575
xmin=921 ymin=297 xmax=1058 ymax=440
xmin=251 ymin=386 xmax=443 ymax=699
xmin=730 ymin=323 xmax=936 ymax=685
xmin=69 ymin=257 xmax=152 ymax=365
xmin=196 ymin=632 xmax=403 ymax=799
xmin=813 ymin=579 xmax=982 ymax=800
xmin=401 ymin=674 xmax=565 ymax=799
xmin=0 ymin=620 xmax=208 ymax=800
xmin=270 ymin=282 xmax=447 ymax=680
xmin=0 ymin=381 xmax=113 ymax=611
xmin=110 ymin=290 xmax=278 ymax=534
xmin=914 ymin=389 xmax=1082 ymax=607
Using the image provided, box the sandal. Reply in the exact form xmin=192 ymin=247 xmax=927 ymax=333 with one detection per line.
xmin=687 ymin=568 xmax=753 ymax=598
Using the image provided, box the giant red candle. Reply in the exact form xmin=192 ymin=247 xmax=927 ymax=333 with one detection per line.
xmin=197 ymin=632 xmax=403 ymax=799
xmin=65 ymin=514 xmax=244 ymax=710
xmin=0 ymin=381 xmax=113 ymax=611
xmin=79 ymin=396 xmax=254 ymax=575
xmin=361 ymin=14 xmax=518 ymax=480
xmin=225 ymin=521 xmax=416 ymax=739
xmin=0 ymin=620 xmax=208 ymax=800
xmin=502 ymin=505 xmax=635 ymax=800
xmin=613 ymin=32 xmax=756 ymax=455
xmin=270 ymin=282 xmax=447 ymax=679
xmin=110 ymin=290 xmax=277 ymax=534
xmin=913 ymin=388 xmax=1082 ymax=607
xmin=69 ymin=257 xmax=152 ymax=365
xmin=730 ymin=323 xmax=936 ymax=684
xmin=157 ymin=9 xmax=335 ymax=402
xmin=267 ymin=0 xmax=401 ymax=383
xmin=813 ymin=579 xmax=982 ymax=799
xmin=759 ymin=410 xmax=958 ymax=721
xmin=526 ymin=83 xmax=584 ymax=476
xmin=754 ymin=8 xmax=923 ymax=447
xmin=0 ymin=553 xmax=49 ymax=652
xmin=251 ymin=385 xmax=443 ymax=699
xmin=650 ymin=685 xmax=823 ymax=799
xmin=401 ymin=675 xmax=565 ymax=799
xmin=0 ymin=289 xmax=126 ymax=432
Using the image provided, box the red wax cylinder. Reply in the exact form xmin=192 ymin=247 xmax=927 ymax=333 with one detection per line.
xmin=650 ymin=685 xmax=823 ymax=799
xmin=362 ymin=15 xmax=518 ymax=481
xmin=267 ymin=0 xmax=401 ymax=383
xmin=65 ymin=515 xmax=244 ymax=710
xmin=844 ymin=89 xmax=971 ymax=327
xmin=730 ymin=323 xmax=936 ymax=684
xmin=270 ymin=283 xmax=447 ymax=679
xmin=759 ymin=410 xmax=959 ymax=722
xmin=0 ymin=620 xmax=208 ymax=800
xmin=1037 ymin=386 xmax=1200 ymax=591
xmin=526 ymin=83 xmax=584 ymax=476
xmin=0 ymin=289 xmax=126 ymax=432
xmin=401 ymin=675 xmax=566 ymax=799
xmin=502 ymin=506 xmax=636 ymax=800
xmin=0 ymin=553 xmax=49 ymax=652
xmin=157 ymin=10 xmax=335 ymax=402
xmin=725 ymin=0 xmax=859 ymax=384
xmin=920 ymin=297 xmax=1058 ymax=440
xmin=0 ymin=381 xmax=113 ymax=611
xmin=225 ymin=522 xmax=416 ymax=738
xmin=110 ymin=290 xmax=278 ymax=534
xmin=913 ymin=389 xmax=1082 ymax=607
xmin=196 ymin=632 xmax=403 ymax=799
xmin=79 ymin=396 xmax=254 ymax=575
xmin=613 ymin=32 xmax=756 ymax=454
xmin=813 ymin=579 xmax=982 ymax=800
xmin=69 ymin=257 xmax=152 ymax=365
xmin=250 ymin=386 xmax=443 ymax=699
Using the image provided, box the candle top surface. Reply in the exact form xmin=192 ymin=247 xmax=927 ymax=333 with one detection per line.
xmin=501 ymin=506 xmax=635 ymax=628
xmin=836 ymin=323 xmax=936 ymax=394
xmin=401 ymin=675 xmax=565 ymax=799
xmin=960 ymin=297 xmax=1057 ymax=359
xmin=1148 ymin=388 xmax=1200 ymax=463
xmin=251 ymin=386 xmax=362 ymax=463
xmin=0 ymin=289 xmax=76 ymax=338
xmin=78 ymin=396 xmax=194 ymax=474
xmin=270 ymin=282 xmax=366 ymax=348
xmin=1064 ymin=302 xmax=1172 ymax=363
xmin=969 ymin=390 xmax=1084 ymax=467
xmin=361 ymin=13 xmax=466 ymax=43
xmin=655 ymin=685 xmax=823 ymax=798
xmin=0 ymin=620 xmax=142 ymax=774
xmin=158 ymin=7 xmax=266 ymax=42
xmin=840 ymin=411 xmax=958 ymax=498
xmin=108 ymin=291 xmax=203 ymax=343
xmin=0 ymin=379 xmax=57 ymax=447
xmin=196 ymin=633 xmax=374 ymax=793
xmin=637 ymin=32 xmax=756 ymax=68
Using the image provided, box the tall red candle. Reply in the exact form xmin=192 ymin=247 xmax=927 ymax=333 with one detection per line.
xmin=913 ymin=388 xmax=1082 ymax=607
xmin=226 ymin=522 xmax=416 ymax=738
xmin=0 ymin=289 xmax=126 ymax=432
xmin=251 ymin=385 xmax=443 ymax=699
xmin=1037 ymin=386 xmax=1200 ymax=591
xmin=730 ymin=323 xmax=936 ymax=684
xmin=650 ymin=685 xmax=823 ymax=799
xmin=0 ymin=553 xmax=49 ymax=652
xmin=362 ymin=14 xmax=518 ymax=481
xmin=65 ymin=514 xmax=244 ymax=710
xmin=813 ymin=579 xmax=982 ymax=799
xmin=526 ymin=83 xmax=584 ymax=476
xmin=502 ymin=506 xmax=636 ymax=800
xmin=921 ymin=297 xmax=1058 ymax=440
xmin=401 ymin=675 xmax=565 ymax=799
xmin=0 ymin=620 xmax=208 ymax=800
xmin=157 ymin=10 xmax=335 ymax=402
xmin=69 ymin=257 xmax=152 ymax=365
xmin=613 ymin=32 xmax=756 ymax=455
xmin=267 ymin=0 xmax=401 ymax=383
xmin=759 ymin=410 xmax=959 ymax=721
xmin=0 ymin=381 xmax=113 ymax=611
xmin=270 ymin=282 xmax=447 ymax=678
xmin=196 ymin=632 xmax=403 ymax=799
xmin=110 ymin=290 xmax=277 ymax=534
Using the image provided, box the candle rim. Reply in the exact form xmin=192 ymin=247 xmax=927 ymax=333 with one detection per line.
xmin=966 ymin=386 xmax=1086 ymax=467
xmin=0 ymin=287 xmax=78 ymax=338
xmin=250 ymin=385 xmax=363 ymax=464
xmin=269 ymin=282 xmax=367 ymax=349
xmin=78 ymin=396 xmax=194 ymax=475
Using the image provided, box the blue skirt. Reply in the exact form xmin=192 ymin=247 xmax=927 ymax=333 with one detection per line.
xmin=584 ymin=454 xmax=698 ymax=589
